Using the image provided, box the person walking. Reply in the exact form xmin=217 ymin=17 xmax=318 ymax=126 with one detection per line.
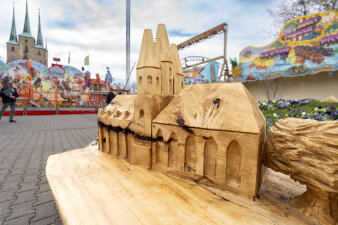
xmin=0 ymin=82 xmax=19 ymax=122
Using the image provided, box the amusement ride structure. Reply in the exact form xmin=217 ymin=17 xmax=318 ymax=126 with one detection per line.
xmin=177 ymin=23 xmax=231 ymax=81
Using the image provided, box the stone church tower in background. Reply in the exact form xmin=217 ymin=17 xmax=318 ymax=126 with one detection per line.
xmin=7 ymin=1 xmax=48 ymax=66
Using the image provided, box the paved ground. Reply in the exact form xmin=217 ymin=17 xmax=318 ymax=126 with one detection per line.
xmin=0 ymin=114 xmax=98 ymax=225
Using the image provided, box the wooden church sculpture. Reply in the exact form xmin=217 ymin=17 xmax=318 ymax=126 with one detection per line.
xmin=46 ymin=24 xmax=338 ymax=225
xmin=97 ymin=24 xmax=265 ymax=200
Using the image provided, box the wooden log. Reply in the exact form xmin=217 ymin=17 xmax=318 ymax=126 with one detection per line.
xmin=264 ymin=118 xmax=338 ymax=225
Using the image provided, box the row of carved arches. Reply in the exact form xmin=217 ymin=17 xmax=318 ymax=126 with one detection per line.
xmin=155 ymin=130 xmax=242 ymax=187
xmin=186 ymin=136 xmax=242 ymax=186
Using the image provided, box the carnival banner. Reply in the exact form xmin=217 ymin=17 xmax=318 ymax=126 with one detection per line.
xmin=232 ymin=10 xmax=338 ymax=83
xmin=184 ymin=61 xmax=219 ymax=85
xmin=0 ymin=60 xmax=96 ymax=107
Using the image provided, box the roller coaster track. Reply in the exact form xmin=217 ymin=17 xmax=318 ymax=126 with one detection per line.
xmin=181 ymin=56 xmax=211 ymax=67
xmin=178 ymin=24 xmax=230 ymax=80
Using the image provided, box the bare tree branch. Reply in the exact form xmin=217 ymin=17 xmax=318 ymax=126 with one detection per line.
xmin=265 ymin=0 xmax=332 ymax=37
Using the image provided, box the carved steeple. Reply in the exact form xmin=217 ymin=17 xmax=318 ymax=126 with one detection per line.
xmin=137 ymin=29 xmax=160 ymax=69
xmin=8 ymin=3 xmax=18 ymax=45
xmin=20 ymin=0 xmax=33 ymax=38
xmin=155 ymin=24 xmax=172 ymax=63
xmin=35 ymin=9 xmax=44 ymax=48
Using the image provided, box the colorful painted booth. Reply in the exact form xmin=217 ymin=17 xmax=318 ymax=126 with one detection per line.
xmin=0 ymin=60 xmax=111 ymax=108
xmin=230 ymin=10 xmax=338 ymax=100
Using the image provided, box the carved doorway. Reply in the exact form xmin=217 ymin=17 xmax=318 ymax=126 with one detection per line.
xmin=168 ymin=133 xmax=178 ymax=168
xmin=184 ymin=136 xmax=196 ymax=173
xmin=226 ymin=140 xmax=242 ymax=187
xmin=204 ymin=139 xmax=217 ymax=181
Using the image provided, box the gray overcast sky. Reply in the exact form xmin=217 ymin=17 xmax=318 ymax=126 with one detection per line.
xmin=0 ymin=0 xmax=281 ymax=82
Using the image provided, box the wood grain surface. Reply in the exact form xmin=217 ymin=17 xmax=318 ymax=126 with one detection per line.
xmin=47 ymin=146 xmax=307 ymax=225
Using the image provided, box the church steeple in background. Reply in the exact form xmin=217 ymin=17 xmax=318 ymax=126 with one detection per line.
xmin=8 ymin=3 xmax=18 ymax=44
xmin=36 ymin=9 xmax=44 ymax=48
xmin=7 ymin=0 xmax=48 ymax=65
xmin=21 ymin=0 xmax=33 ymax=38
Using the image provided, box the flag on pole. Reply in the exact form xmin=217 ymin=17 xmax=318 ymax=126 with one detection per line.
xmin=68 ymin=52 xmax=70 ymax=64
xmin=84 ymin=55 xmax=89 ymax=66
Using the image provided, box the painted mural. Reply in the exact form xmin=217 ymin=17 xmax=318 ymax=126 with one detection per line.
xmin=231 ymin=10 xmax=338 ymax=83
xmin=0 ymin=60 xmax=100 ymax=108
xmin=184 ymin=61 xmax=219 ymax=85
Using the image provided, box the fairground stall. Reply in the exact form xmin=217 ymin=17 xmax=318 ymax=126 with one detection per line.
xmin=0 ymin=60 xmax=121 ymax=114
xmin=230 ymin=10 xmax=338 ymax=101
xmin=180 ymin=11 xmax=338 ymax=101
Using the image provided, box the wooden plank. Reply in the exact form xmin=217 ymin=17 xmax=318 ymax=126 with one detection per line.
xmin=46 ymin=146 xmax=307 ymax=225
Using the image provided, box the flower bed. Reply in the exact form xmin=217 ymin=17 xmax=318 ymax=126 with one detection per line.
xmin=257 ymin=99 xmax=338 ymax=131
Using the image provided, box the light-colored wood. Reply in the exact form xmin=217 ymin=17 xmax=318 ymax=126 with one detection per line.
xmin=46 ymin=146 xmax=308 ymax=225
xmin=131 ymin=94 xmax=173 ymax=137
xmin=136 ymin=24 xmax=184 ymax=96
xmin=155 ymin=24 xmax=173 ymax=95
xmin=50 ymin=23 xmax=338 ymax=224
xmin=97 ymin=25 xmax=265 ymax=201
xmin=153 ymin=83 xmax=265 ymax=134
xmin=98 ymin=95 xmax=137 ymax=129
xmin=155 ymin=24 xmax=173 ymax=63
xmin=264 ymin=118 xmax=338 ymax=225
xmin=151 ymin=123 xmax=263 ymax=199
xmin=136 ymin=29 xmax=161 ymax=95
xmin=136 ymin=29 xmax=160 ymax=69
xmin=321 ymin=95 xmax=338 ymax=102
xmin=171 ymin=43 xmax=184 ymax=95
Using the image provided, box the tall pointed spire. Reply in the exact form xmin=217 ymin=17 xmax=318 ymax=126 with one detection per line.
xmin=137 ymin=29 xmax=160 ymax=69
xmin=20 ymin=0 xmax=33 ymax=38
xmin=35 ymin=9 xmax=44 ymax=48
xmin=8 ymin=2 xmax=18 ymax=44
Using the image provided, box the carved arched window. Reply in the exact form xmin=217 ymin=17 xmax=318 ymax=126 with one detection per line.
xmin=169 ymin=79 xmax=173 ymax=94
xmin=147 ymin=76 xmax=152 ymax=87
xmin=139 ymin=109 xmax=144 ymax=119
xmin=155 ymin=129 xmax=163 ymax=164
xmin=226 ymin=140 xmax=242 ymax=187
xmin=185 ymin=136 xmax=196 ymax=173
xmin=138 ymin=76 xmax=142 ymax=87
xmin=168 ymin=132 xmax=178 ymax=168
xmin=204 ymin=138 xmax=218 ymax=181
xmin=11 ymin=46 xmax=15 ymax=52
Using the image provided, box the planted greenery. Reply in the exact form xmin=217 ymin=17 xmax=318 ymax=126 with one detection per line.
xmin=257 ymin=98 xmax=338 ymax=131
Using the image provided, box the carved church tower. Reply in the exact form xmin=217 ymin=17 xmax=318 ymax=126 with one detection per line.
xmin=171 ymin=44 xmax=185 ymax=95
xmin=155 ymin=24 xmax=174 ymax=95
xmin=136 ymin=24 xmax=184 ymax=96
xmin=136 ymin=29 xmax=161 ymax=95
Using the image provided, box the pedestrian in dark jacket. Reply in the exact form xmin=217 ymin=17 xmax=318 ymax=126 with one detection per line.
xmin=106 ymin=92 xmax=116 ymax=105
xmin=0 ymin=82 xmax=19 ymax=122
